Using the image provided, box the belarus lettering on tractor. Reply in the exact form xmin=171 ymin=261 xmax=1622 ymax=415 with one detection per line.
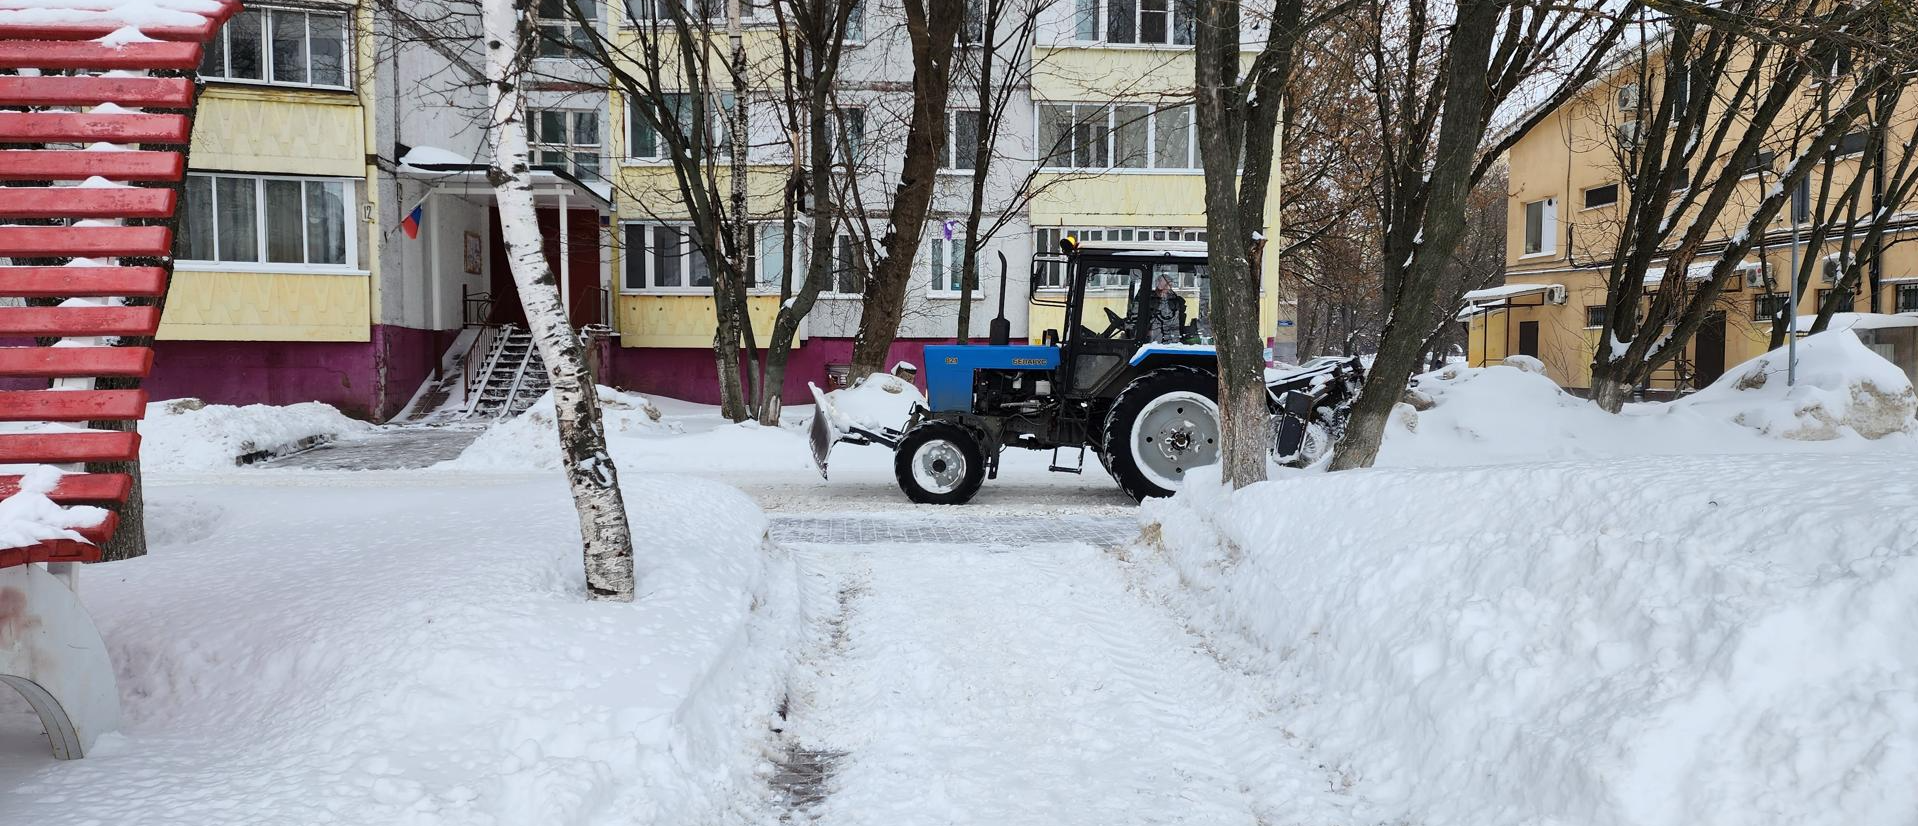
xmin=810 ymin=238 xmax=1364 ymax=504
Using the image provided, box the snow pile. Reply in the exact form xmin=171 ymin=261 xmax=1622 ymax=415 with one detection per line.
xmin=140 ymin=398 xmax=373 ymax=469
xmin=1140 ymin=456 xmax=1918 ymax=826
xmin=1380 ymin=342 xmax=1918 ymax=467
xmin=815 ymin=372 xmax=924 ymax=432
xmin=1671 ymin=329 xmax=1917 ymax=439
xmin=449 ymin=386 xmax=678 ymax=471
xmin=1 ymin=473 xmax=803 ymax=825
xmin=0 ymin=466 xmax=107 ymax=550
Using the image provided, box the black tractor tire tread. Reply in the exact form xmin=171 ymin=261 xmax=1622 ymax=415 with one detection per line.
xmin=893 ymin=420 xmax=988 ymax=505
xmin=1100 ymin=365 xmax=1219 ymax=502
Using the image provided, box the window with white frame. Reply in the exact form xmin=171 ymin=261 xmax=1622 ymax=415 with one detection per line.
xmin=531 ymin=109 xmax=602 ymax=182
xmin=929 ymin=233 xmax=965 ymax=293
xmin=943 ymin=110 xmax=981 ymax=171
xmin=628 ymin=92 xmax=734 ymax=161
xmin=751 ymin=224 xmax=792 ymax=290
xmin=831 ymin=233 xmax=868 ymax=294
xmin=180 ymin=173 xmax=354 ymax=268
xmin=623 ymin=223 xmax=791 ymax=291
xmin=1522 ymin=198 xmax=1556 ymax=255
xmin=961 ymin=0 xmax=986 ymax=44
xmin=1072 ymin=0 xmax=1193 ymax=44
xmin=1038 ymin=103 xmax=1195 ymax=170
xmin=832 ymin=106 xmax=865 ymax=165
xmin=200 ymin=6 xmax=349 ymax=89
xmin=622 ymin=223 xmax=712 ymax=290
xmin=626 ymin=0 xmax=754 ymax=22
xmin=1032 ymin=226 xmax=1206 ymax=288
xmin=536 ymin=0 xmax=597 ymax=58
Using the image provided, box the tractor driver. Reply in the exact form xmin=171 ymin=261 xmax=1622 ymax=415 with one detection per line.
xmin=1143 ymin=274 xmax=1187 ymax=343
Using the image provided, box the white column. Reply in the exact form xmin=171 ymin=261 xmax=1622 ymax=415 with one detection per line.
xmin=559 ymin=191 xmax=572 ymax=323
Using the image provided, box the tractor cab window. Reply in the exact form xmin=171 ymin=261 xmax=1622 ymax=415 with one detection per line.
xmin=1122 ymin=262 xmax=1210 ymax=344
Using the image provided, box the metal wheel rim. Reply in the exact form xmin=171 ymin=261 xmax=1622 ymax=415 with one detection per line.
xmin=1130 ymin=391 xmax=1220 ymax=490
xmin=910 ymin=438 xmax=968 ymax=495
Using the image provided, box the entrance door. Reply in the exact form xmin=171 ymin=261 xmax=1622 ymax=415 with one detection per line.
xmin=485 ymin=206 xmax=604 ymax=329
xmin=1517 ymin=320 xmax=1540 ymax=358
xmin=1694 ymin=311 xmax=1727 ymax=388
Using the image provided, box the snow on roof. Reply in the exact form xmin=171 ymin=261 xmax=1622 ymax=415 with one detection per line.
xmin=399 ymin=145 xmax=474 ymax=168
xmin=1641 ymin=260 xmax=1762 ymax=285
xmin=1794 ymin=312 xmax=1918 ymax=332
xmin=1461 ymin=283 xmax=1561 ymax=302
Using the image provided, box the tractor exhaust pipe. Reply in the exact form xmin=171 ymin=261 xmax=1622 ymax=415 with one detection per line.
xmin=989 ymin=251 xmax=1011 ymax=346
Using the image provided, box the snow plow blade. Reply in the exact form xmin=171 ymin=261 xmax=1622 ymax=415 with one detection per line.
xmin=807 ymin=384 xmax=842 ymax=480
xmin=806 ymin=382 xmax=903 ymax=480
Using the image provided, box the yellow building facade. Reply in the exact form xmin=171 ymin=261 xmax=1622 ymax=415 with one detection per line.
xmin=1477 ymin=49 xmax=1918 ymax=394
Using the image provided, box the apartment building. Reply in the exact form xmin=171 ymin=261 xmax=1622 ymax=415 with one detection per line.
xmin=141 ymin=0 xmax=1297 ymax=418
xmin=1473 ymin=46 xmax=1918 ymax=394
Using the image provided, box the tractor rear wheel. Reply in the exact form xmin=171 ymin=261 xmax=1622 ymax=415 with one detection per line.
xmin=894 ymin=420 xmax=988 ymax=505
xmin=1100 ymin=366 xmax=1221 ymax=501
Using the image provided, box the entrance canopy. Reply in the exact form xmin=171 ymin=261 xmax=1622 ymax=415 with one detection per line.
xmin=1458 ymin=283 xmax=1563 ymax=321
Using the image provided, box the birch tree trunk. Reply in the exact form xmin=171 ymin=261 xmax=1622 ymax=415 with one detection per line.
xmin=483 ymin=0 xmax=636 ymax=601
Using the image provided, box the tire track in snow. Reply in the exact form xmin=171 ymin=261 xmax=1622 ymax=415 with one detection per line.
xmin=769 ymin=527 xmax=1363 ymax=826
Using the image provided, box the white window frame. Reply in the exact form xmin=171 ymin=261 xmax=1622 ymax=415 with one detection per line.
xmin=621 ymin=222 xmax=793 ymax=294
xmin=1521 ymin=198 xmax=1557 ymax=257
xmin=623 ymin=0 xmax=767 ymax=26
xmin=1032 ymin=225 xmax=1207 ymax=291
xmin=1037 ymin=102 xmax=1197 ymax=172
xmin=535 ymin=0 xmax=599 ymax=59
xmin=201 ymin=5 xmax=353 ymax=91
xmin=928 ymin=231 xmax=967 ymax=296
xmin=625 ymin=91 xmax=736 ymax=164
xmin=823 ymin=232 xmax=870 ymax=298
xmin=178 ymin=172 xmax=361 ymax=274
xmin=620 ymin=222 xmax=713 ymax=294
xmin=1071 ymin=0 xmax=1194 ymax=46
xmin=941 ymin=109 xmax=982 ymax=173
xmin=1581 ymin=183 xmax=1618 ymax=210
xmin=531 ymin=108 xmax=604 ymax=182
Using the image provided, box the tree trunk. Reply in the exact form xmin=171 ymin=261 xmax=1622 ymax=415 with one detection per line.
xmin=1329 ymin=0 xmax=1504 ymax=471
xmin=1195 ymin=0 xmax=1284 ymax=489
xmin=484 ymin=0 xmax=636 ymax=601
xmin=956 ymin=22 xmax=998 ymax=345
xmin=847 ymin=0 xmax=963 ymax=377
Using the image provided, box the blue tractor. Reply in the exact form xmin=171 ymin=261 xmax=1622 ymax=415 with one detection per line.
xmin=810 ymin=239 xmax=1364 ymax=504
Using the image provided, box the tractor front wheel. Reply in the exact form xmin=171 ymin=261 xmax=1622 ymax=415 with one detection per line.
xmin=894 ymin=420 xmax=988 ymax=505
xmin=1100 ymin=367 xmax=1221 ymax=501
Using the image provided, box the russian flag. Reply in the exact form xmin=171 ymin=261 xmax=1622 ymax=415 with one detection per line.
xmin=400 ymin=198 xmax=424 ymax=240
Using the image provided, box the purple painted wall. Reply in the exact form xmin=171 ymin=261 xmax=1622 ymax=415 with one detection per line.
xmin=145 ymin=325 xmax=457 ymax=421
xmin=607 ymin=338 xmax=950 ymax=404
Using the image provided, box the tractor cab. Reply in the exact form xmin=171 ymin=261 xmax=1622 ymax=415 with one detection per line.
xmin=1029 ymin=240 xmax=1215 ymax=401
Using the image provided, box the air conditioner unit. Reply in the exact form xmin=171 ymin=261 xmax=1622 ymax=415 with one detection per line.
xmin=1617 ymin=83 xmax=1641 ymax=111
xmin=1545 ymin=285 xmax=1569 ymax=305
xmin=1822 ymin=258 xmax=1842 ymax=284
xmin=1743 ymin=268 xmax=1769 ymax=290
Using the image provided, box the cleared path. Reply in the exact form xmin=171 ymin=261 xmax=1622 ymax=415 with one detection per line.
xmin=773 ymin=522 xmax=1355 ymax=826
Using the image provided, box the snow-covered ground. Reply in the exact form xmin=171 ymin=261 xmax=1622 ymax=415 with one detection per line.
xmin=1 ymin=473 xmax=801 ymax=825
xmin=4 ymin=331 xmax=1914 ymax=825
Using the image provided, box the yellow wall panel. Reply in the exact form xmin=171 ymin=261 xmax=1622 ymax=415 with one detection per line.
xmin=1028 ymin=173 xmax=1208 ymax=225
xmin=192 ymin=87 xmax=366 ymax=177
xmin=615 ymin=293 xmax=789 ymax=348
xmin=159 ymin=270 xmax=370 ymax=342
xmin=1032 ymin=47 xmax=1198 ymax=99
